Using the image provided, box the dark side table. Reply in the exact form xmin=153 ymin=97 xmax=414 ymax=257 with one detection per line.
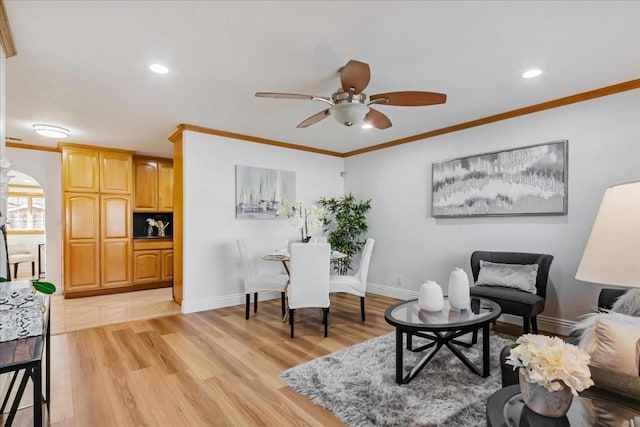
xmin=487 ymin=384 xmax=640 ymax=427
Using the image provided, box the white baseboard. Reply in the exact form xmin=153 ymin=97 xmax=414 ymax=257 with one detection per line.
xmin=182 ymin=291 xmax=280 ymax=314
xmin=367 ymin=282 xmax=576 ymax=336
xmin=367 ymin=283 xmax=417 ymax=300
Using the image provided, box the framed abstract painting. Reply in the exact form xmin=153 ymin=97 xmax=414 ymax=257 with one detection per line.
xmin=432 ymin=140 xmax=568 ymax=217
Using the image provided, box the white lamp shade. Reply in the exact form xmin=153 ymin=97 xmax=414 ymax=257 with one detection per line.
xmin=575 ymin=181 xmax=640 ymax=287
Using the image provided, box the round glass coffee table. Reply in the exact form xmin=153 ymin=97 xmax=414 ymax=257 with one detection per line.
xmin=384 ymin=297 xmax=501 ymax=384
xmin=487 ymin=384 xmax=640 ymax=426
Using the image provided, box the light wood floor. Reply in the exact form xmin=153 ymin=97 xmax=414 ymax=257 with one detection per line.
xmin=6 ymin=293 xmax=523 ymax=426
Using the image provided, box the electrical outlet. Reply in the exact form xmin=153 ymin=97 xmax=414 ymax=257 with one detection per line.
xmin=396 ymin=275 xmax=403 ymax=286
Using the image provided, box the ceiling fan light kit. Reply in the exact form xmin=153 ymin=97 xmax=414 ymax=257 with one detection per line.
xmin=255 ymin=59 xmax=447 ymax=130
xmin=331 ymin=102 xmax=369 ymax=127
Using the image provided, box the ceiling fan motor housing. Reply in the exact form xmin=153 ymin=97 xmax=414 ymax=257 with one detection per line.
xmin=330 ymin=91 xmax=369 ymax=126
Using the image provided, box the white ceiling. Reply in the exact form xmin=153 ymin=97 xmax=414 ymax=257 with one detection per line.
xmin=4 ymin=1 xmax=640 ymax=158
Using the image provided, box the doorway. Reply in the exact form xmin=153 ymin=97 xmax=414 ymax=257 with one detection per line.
xmin=5 ymin=170 xmax=45 ymax=280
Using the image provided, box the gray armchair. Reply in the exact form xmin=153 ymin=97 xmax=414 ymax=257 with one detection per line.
xmin=469 ymin=251 xmax=554 ymax=334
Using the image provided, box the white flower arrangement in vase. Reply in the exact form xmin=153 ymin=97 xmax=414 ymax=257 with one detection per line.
xmin=506 ymin=334 xmax=593 ymax=396
xmin=276 ymin=202 xmax=326 ymax=243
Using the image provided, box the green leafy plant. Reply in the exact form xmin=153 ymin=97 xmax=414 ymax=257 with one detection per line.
xmin=319 ymin=193 xmax=371 ymax=274
xmin=32 ymin=280 xmax=56 ymax=294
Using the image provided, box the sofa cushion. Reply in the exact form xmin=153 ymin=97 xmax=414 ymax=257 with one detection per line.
xmin=574 ymin=311 xmax=640 ymax=377
xmin=475 ymin=260 xmax=538 ymax=294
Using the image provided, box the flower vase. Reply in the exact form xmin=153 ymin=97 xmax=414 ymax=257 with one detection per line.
xmin=448 ymin=268 xmax=470 ymax=310
xmin=146 ymin=225 xmax=154 ymax=237
xmin=519 ymin=370 xmax=573 ymax=418
xmin=418 ymin=281 xmax=444 ymax=312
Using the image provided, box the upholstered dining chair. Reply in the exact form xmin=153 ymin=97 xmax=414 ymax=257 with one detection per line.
xmin=288 ymin=242 xmax=331 ymax=338
xmin=329 ymin=238 xmax=375 ymax=321
xmin=237 ymin=239 xmax=289 ymax=320
xmin=469 ymin=251 xmax=554 ymax=334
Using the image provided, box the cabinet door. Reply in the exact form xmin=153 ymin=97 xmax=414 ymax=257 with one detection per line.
xmin=158 ymin=161 xmax=174 ymax=212
xmin=101 ymin=195 xmax=131 ymax=287
xmin=134 ymin=160 xmax=158 ymax=211
xmin=64 ymin=193 xmax=100 ymax=290
xmin=62 ymin=147 xmax=99 ymax=192
xmin=133 ymin=250 xmax=161 ymax=284
xmin=161 ymin=249 xmax=173 ymax=281
xmin=100 ymin=151 xmax=133 ymax=194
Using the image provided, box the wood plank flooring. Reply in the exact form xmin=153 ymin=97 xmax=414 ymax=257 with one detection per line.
xmin=52 ymin=293 xmax=399 ymax=426
xmin=5 ymin=293 xmax=523 ymax=426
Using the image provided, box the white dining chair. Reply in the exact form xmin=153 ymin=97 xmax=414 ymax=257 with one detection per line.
xmin=288 ymin=242 xmax=331 ymax=338
xmin=329 ymin=238 xmax=375 ymax=321
xmin=237 ymin=239 xmax=289 ymax=320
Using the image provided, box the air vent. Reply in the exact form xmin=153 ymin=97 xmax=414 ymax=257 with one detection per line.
xmin=6 ymin=137 xmax=22 ymax=141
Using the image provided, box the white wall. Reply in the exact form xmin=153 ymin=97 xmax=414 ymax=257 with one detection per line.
xmin=344 ymin=90 xmax=640 ymax=333
xmin=181 ymin=131 xmax=344 ymax=313
xmin=6 ymin=147 xmax=63 ymax=291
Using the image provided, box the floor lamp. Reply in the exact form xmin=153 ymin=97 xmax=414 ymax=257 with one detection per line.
xmin=575 ymin=181 xmax=640 ymax=292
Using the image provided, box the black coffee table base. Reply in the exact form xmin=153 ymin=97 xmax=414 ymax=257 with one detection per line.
xmin=396 ymin=323 xmax=490 ymax=384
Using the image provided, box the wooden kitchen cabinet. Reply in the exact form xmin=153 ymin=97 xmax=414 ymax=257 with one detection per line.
xmin=133 ymin=250 xmax=162 ymax=283
xmin=100 ymin=151 xmax=133 ymax=194
xmin=62 ymin=146 xmax=100 ymax=192
xmin=64 ymin=192 xmax=100 ymax=290
xmin=161 ymin=249 xmax=173 ymax=281
xmin=158 ymin=161 xmax=174 ymax=211
xmin=134 ymin=157 xmax=173 ymax=212
xmin=61 ymin=143 xmax=135 ymax=297
xmin=133 ymin=239 xmax=173 ymax=285
xmin=100 ymin=195 xmax=132 ymax=287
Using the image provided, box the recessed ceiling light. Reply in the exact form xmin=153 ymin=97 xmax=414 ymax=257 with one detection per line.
xmin=522 ymin=69 xmax=542 ymax=79
xmin=32 ymin=124 xmax=70 ymax=138
xmin=361 ymin=123 xmax=373 ymax=129
xmin=149 ymin=64 xmax=169 ymax=74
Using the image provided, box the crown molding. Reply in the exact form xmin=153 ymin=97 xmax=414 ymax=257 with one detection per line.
xmin=343 ymin=78 xmax=640 ymax=157
xmin=168 ymin=124 xmax=345 ymax=158
xmin=0 ymin=0 xmax=16 ymax=57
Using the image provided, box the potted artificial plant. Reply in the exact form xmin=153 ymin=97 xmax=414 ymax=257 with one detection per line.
xmin=319 ymin=193 xmax=371 ymax=274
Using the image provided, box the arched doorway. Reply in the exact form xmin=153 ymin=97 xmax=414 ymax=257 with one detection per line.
xmin=5 ymin=170 xmax=45 ymax=280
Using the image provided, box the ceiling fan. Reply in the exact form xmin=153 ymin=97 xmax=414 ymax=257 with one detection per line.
xmin=255 ymin=59 xmax=446 ymax=129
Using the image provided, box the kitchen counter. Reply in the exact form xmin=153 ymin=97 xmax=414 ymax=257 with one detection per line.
xmin=133 ymin=236 xmax=173 ymax=240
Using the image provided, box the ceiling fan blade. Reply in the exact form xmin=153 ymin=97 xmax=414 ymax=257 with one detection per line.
xmin=364 ymin=108 xmax=392 ymax=130
xmin=255 ymin=92 xmax=317 ymax=100
xmin=369 ymin=91 xmax=447 ymax=106
xmin=340 ymin=60 xmax=371 ymax=95
xmin=296 ymin=109 xmax=331 ymax=128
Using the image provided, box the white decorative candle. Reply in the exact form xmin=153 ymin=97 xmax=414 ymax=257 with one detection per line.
xmin=448 ymin=268 xmax=470 ymax=310
xmin=418 ymin=281 xmax=444 ymax=312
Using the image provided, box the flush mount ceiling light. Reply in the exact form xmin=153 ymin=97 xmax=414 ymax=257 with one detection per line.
xmin=149 ymin=64 xmax=169 ymax=74
xmin=522 ymin=68 xmax=542 ymax=79
xmin=32 ymin=124 xmax=70 ymax=138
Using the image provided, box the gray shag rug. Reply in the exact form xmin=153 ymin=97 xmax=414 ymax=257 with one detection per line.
xmin=281 ymin=331 xmax=514 ymax=426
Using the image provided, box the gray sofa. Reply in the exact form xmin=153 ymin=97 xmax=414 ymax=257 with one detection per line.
xmin=499 ymin=288 xmax=640 ymax=409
